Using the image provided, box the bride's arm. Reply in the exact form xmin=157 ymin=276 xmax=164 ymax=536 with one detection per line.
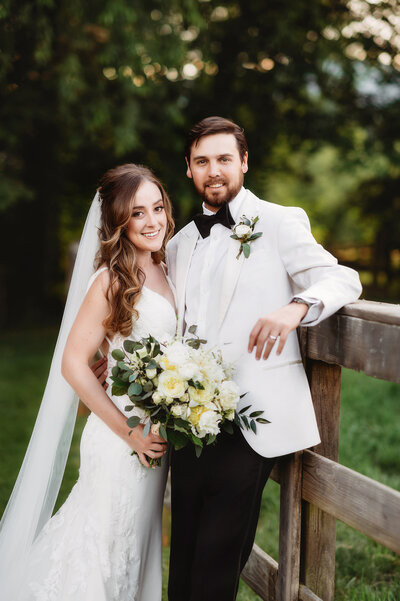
xmin=62 ymin=271 xmax=166 ymax=467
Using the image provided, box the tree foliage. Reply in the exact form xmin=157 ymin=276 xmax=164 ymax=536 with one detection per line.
xmin=1 ymin=0 xmax=399 ymax=322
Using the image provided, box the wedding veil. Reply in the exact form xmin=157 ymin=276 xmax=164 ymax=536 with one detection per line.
xmin=0 ymin=194 xmax=101 ymax=600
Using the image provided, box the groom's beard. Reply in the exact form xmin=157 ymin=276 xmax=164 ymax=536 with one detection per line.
xmin=194 ymin=174 xmax=244 ymax=209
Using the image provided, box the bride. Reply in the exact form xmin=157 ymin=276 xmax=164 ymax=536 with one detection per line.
xmin=0 ymin=164 xmax=176 ymax=600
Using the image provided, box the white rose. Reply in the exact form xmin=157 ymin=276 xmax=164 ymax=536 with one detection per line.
xmin=188 ymin=379 xmax=214 ymax=406
xmin=234 ymin=224 xmax=252 ymax=238
xmin=136 ymin=346 xmax=148 ymax=359
xmin=219 ymin=380 xmax=240 ymax=410
xmin=158 ymin=370 xmax=187 ymax=398
xmin=198 ymin=410 xmax=220 ymax=437
xmin=152 ymin=391 xmax=163 ymax=404
xmin=171 ymin=404 xmax=190 ymax=419
xmin=225 ymin=409 xmax=235 ymax=421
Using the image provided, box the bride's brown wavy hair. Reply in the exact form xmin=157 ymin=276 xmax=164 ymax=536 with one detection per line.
xmin=95 ymin=164 xmax=174 ymax=336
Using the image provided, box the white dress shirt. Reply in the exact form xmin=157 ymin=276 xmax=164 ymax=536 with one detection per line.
xmin=184 ymin=187 xmax=322 ymax=338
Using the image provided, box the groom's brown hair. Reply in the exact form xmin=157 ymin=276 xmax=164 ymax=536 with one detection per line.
xmin=185 ymin=116 xmax=248 ymax=162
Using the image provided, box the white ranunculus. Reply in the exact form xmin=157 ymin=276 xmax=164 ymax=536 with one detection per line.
xmin=158 ymin=370 xmax=187 ymax=399
xmin=218 ymin=380 xmax=240 ymax=410
xmin=163 ymin=341 xmax=190 ymax=368
xmin=198 ymin=410 xmax=220 ymax=437
xmin=234 ymin=224 xmax=252 ymax=238
xmin=177 ymin=361 xmax=200 ymax=381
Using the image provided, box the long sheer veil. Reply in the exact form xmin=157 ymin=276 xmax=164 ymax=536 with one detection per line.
xmin=0 ymin=193 xmax=101 ymax=600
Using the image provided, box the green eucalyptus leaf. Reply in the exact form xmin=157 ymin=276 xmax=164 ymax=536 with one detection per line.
xmin=111 ymin=384 xmax=127 ymax=396
xmin=256 ymin=418 xmax=271 ymax=424
xmin=250 ymin=419 xmax=257 ymax=434
xmin=128 ymin=372 xmax=139 ymax=382
xmin=128 ymin=381 xmax=142 ymax=396
xmin=159 ymin=424 xmax=168 ymax=441
xmin=143 ymin=381 xmax=153 ymax=392
xmin=111 ymin=349 xmax=125 ymax=361
xmin=238 ymin=405 xmax=252 ymax=415
xmin=126 ymin=415 xmax=141 ymax=428
xmin=143 ymin=421 xmax=151 ymax=438
xmin=124 ymin=405 xmax=134 ymax=412
xmin=243 ymin=243 xmax=250 ymax=258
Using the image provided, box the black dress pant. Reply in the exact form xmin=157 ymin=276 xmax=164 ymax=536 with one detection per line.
xmin=168 ymin=426 xmax=276 ymax=601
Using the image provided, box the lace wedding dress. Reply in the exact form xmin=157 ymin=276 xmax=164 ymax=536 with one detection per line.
xmin=18 ymin=270 xmax=177 ymax=601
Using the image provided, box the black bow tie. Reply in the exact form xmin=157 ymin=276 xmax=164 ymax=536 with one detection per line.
xmin=193 ymin=204 xmax=235 ymax=238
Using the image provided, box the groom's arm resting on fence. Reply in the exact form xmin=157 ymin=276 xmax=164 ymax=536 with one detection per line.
xmin=248 ymin=300 xmax=309 ymax=360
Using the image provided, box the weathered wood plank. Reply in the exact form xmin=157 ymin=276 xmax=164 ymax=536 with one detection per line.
xmin=305 ymin=314 xmax=400 ymax=383
xmin=298 ymin=584 xmax=323 ymax=601
xmin=276 ymin=452 xmax=303 ymax=601
xmin=242 ymin=544 xmax=278 ymax=601
xmin=302 ymin=450 xmax=400 ymax=554
xmin=339 ymin=300 xmax=400 ymax=326
xmin=301 ymin=361 xmax=340 ymax=601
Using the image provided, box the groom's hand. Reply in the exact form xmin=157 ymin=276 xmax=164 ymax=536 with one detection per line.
xmin=248 ymin=302 xmax=309 ymax=360
xmin=91 ymin=356 xmax=109 ymax=390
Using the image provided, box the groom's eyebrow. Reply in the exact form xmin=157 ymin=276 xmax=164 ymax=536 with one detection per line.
xmin=192 ymin=153 xmax=234 ymax=160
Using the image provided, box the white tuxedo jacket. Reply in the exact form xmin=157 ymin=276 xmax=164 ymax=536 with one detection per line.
xmin=166 ymin=190 xmax=362 ymax=457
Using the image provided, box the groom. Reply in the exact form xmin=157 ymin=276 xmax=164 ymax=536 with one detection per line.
xmin=166 ymin=116 xmax=362 ymax=601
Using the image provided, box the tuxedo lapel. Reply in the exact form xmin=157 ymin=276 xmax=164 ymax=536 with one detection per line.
xmin=217 ymin=193 xmax=258 ymax=330
xmin=217 ymin=237 xmax=245 ymax=330
xmin=175 ymin=222 xmax=199 ymax=335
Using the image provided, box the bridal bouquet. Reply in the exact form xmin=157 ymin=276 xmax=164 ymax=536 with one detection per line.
xmin=110 ymin=326 xmax=268 ymax=463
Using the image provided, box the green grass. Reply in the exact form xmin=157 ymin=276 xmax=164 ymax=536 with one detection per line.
xmin=1 ymin=330 xmax=399 ymax=600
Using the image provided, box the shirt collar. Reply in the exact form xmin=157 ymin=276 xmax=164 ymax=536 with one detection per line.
xmin=202 ymin=187 xmax=246 ymax=222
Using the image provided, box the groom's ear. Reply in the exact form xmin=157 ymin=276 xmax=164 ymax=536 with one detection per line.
xmin=185 ymin=157 xmax=193 ymax=179
xmin=242 ymin=152 xmax=249 ymax=174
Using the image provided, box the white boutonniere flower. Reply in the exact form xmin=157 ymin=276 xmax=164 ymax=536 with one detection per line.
xmin=231 ymin=215 xmax=263 ymax=259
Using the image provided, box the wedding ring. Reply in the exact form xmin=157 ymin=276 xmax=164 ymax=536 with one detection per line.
xmin=269 ymin=335 xmax=278 ymax=341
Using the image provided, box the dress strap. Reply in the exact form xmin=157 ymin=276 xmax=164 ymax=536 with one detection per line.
xmin=86 ymin=266 xmax=108 ymax=293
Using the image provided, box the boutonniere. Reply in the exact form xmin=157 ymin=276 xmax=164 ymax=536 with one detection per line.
xmin=230 ymin=215 xmax=263 ymax=259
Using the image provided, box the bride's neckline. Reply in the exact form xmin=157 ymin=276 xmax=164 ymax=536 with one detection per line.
xmin=142 ymin=284 xmax=177 ymax=315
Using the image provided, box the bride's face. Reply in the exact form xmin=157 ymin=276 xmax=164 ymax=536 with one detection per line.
xmin=125 ymin=180 xmax=168 ymax=254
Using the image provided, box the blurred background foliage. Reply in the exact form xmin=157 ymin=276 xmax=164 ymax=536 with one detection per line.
xmin=1 ymin=0 xmax=400 ymax=325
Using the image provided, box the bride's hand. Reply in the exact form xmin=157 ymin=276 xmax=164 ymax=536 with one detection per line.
xmin=127 ymin=425 xmax=167 ymax=468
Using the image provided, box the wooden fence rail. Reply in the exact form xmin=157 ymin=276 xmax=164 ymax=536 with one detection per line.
xmin=241 ymin=299 xmax=400 ymax=601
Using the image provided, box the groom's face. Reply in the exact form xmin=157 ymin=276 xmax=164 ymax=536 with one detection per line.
xmin=186 ymin=133 xmax=248 ymax=212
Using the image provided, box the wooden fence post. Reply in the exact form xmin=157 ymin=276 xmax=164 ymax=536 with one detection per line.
xmin=300 ymin=358 xmax=342 ymax=601
xmin=276 ymin=451 xmax=303 ymax=601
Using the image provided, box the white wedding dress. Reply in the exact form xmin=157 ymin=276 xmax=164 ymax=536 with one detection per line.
xmin=18 ymin=270 xmax=177 ymax=601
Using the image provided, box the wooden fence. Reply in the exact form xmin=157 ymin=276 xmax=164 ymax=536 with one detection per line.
xmin=241 ymin=299 xmax=400 ymax=601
